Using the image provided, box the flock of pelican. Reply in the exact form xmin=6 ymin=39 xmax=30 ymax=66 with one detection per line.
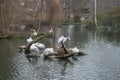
xmin=26 ymin=28 xmax=81 ymax=57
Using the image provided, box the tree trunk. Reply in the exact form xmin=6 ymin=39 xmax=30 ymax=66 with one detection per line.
xmin=95 ymin=0 xmax=97 ymax=26
xmin=37 ymin=0 xmax=44 ymax=32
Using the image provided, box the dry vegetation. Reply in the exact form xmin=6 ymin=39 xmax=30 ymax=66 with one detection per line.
xmin=0 ymin=0 xmax=120 ymax=37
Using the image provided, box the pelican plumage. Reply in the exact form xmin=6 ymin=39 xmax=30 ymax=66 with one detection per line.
xmin=31 ymin=29 xmax=37 ymax=37
xmin=33 ymin=29 xmax=37 ymax=36
xmin=58 ymin=36 xmax=64 ymax=44
xmin=43 ymin=48 xmax=54 ymax=56
xmin=49 ymin=27 xmax=53 ymax=34
xmin=30 ymin=44 xmax=40 ymax=54
xmin=58 ymin=36 xmax=70 ymax=47
xmin=71 ymin=47 xmax=80 ymax=54
xmin=34 ymin=42 xmax=45 ymax=49
xmin=26 ymin=36 xmax=33 ymax=43
xmin=62 ymin=36 xmax=70 ymax=43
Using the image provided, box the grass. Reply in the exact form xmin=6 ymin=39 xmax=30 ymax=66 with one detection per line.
xmin=61 ymin=21 xmax=82 ymax=26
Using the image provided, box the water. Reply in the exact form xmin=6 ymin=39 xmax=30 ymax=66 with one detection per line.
xmin=0 ymin=25 xmax=120 ymax=80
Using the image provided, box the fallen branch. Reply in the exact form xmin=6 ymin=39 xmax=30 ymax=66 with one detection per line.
xmin=25 ymin=34 xmax=50 ymax=54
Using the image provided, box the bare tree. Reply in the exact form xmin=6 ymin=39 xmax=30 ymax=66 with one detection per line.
xmin=0 ymin=0 xmax=63 ymax=33
xmin=64 ymin=0 xmax=71 ymax=22
xmin=37 ymin=0 xmax=44 ymax=32
xmin=94 ymin=0 xmax=97 ymax=26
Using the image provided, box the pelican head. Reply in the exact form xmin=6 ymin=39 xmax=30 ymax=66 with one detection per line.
xmin=67 ymin=36 xmax=70 ymax=40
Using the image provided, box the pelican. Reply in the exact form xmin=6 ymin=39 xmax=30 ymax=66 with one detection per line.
xmin=26 ymin=36 xmax=33 ymax=43
xmin=58 ymin=36 xmax=70 ymax=46
xmin=31 ymin=29 xmax=37 ymax=36
xmin=71 ymin=47 xmax=80 ymax=54
xmin=58 ymin=36 xmax=64 ymax=44
xmin=34 ymin=42 xmax=45 ymax=50
xmin=43 ymin=48 xmax=54 ymax=56
xmin=30 ymin=44 xmax=40 ymax=54
xmin=49 ymin=27 xmax=53 ymax=34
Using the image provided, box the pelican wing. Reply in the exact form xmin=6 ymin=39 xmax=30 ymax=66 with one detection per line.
xmin=58 ymin=36 xmax=65 ymax=44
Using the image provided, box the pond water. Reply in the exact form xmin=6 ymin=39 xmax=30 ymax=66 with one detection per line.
xmin=0 ymin=25 xmax=120 ymax=80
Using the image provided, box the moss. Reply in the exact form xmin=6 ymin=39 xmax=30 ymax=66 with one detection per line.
xmin=0 ymin=35 xmax=9 ymax=39
xmin=0 ymin=34 xmax=26 ymax=39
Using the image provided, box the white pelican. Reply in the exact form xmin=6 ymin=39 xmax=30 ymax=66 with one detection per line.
xmin=34 ymin=42 xmax=46 ymax=49
xmin=43 ymin=48 xmax=54 ymax=56
xmin=26 ymin=36 xmax=33 ymax=43
xmin=58 ymin=36 xmax=64 ymax=44
xmin=30 ymin=44 xmax=40 ymax=54
xmin=71 ymin=47 xmax=80 ymax=54
xmin=33 ymin=29 xmax=37 ymax=36
xmin=49 ymin=27 xmax=53 ymax=34
xmin=31 ymin=29 xmax=37 ymax=36
xmin=58 ymin=36 xmax=70 ymax=45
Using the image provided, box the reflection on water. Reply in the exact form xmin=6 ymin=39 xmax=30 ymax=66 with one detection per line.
xmin=0 ymin=25 xmax=120 ymax=80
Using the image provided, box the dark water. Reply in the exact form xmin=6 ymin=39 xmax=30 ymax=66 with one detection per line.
xmin=0 ymin=25 xmax=120 ymax=80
